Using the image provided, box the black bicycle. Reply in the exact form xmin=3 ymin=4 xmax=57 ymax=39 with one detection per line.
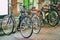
xmin=40 ymin=4 xmax=59 ymax=27
xmin=1 ymin=2 xmax=33 ymax=38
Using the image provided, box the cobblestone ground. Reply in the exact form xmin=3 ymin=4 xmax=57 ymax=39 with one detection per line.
xmin=0 ymin=24 xmax=60 ymax=40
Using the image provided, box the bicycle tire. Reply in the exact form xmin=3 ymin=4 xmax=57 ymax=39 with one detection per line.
xmin=2 ymin=16 xmax=14 ymax=35
xmin=48 ymin=10 xmax=59 ymax=27
xmin=20 ymin=16 xmax=33 ymax=38
xmin=32 ymin=14 xmax=41 ymax=34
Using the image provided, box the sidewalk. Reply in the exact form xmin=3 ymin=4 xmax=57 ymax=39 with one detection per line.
xmin=0 ymin=25 xmax=60 ymax=40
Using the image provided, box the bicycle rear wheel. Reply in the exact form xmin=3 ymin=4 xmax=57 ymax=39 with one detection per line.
xmin=2 ymin=16 xmax=14 ymax=35
xmin=20 ymin=16 xmax=33 ymax=38
xmin=32 ymin=14 xmax=41 ymax=34
xmin=48 ymin=11 xmax=59 ymax=27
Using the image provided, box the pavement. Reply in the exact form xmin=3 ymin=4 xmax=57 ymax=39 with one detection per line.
xmin=0 ymin=24 xmax=60 ymax=40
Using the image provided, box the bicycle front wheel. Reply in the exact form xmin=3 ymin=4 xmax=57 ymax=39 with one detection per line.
xmin=20 ymin=16 xmax=33 ymax=38
xmin=2 ymin=16 xmax=14 ymax=35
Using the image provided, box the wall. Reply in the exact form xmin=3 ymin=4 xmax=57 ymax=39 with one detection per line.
xmin=11 ymin=0 xmax=17 ymax=15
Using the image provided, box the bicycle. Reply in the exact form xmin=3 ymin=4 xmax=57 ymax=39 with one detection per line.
xmin=1 ymin=2 xmax=33 ymax=38
xmin=50 ymin=1 xmax=60 ymax=23
xmin=31 ymin=13 xmax=41 ymax=34
xmin=40 ymin=4 xmax=59 ymax=27
xmin=27 ymin=6 xmax=41 ymax=34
